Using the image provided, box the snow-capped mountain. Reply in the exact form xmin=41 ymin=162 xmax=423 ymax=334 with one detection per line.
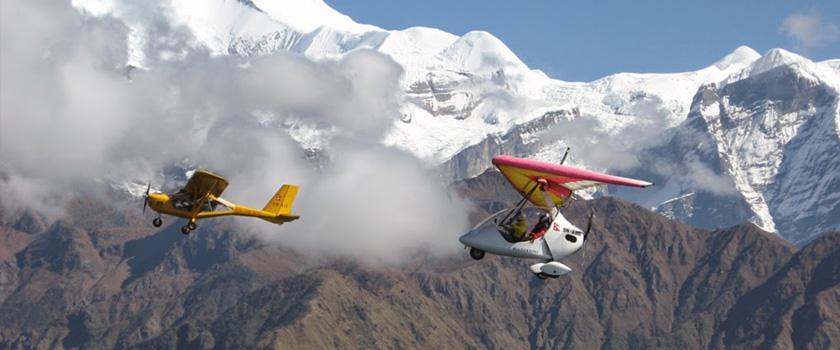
xmin=73 ymin=0 xmax=757 ymax=165
xmin=72 ymin=0 xmax=840 ymax=244
xmin=607 ymin=48 xmax=840 ymax=244
xmin=647 ymin=49 xmax=840 ymax=244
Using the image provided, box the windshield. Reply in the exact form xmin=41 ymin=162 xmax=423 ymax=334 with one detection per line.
xmin=171 ymin=192 xmax=218 ymax=212
xmin=471 ymin=209 xmax=512 ymax=231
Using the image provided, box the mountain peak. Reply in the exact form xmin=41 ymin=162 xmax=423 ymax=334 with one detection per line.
xmin=439 ymin=30 xmax=527 ymax=72
xmin=714 ymin=46 xmax=761 ymax=70
xmin=744 ymin=48 xmax=814 ymax=78
xmin=250 ymin=0 xmax=380 ymax=33
xmin=720 ymin=47 xmax=830 ymax=87
xmin=755 ymin=48 xmax=807 ymax=68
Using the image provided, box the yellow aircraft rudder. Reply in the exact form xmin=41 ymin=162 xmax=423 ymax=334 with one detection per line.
xmin=263 ymin=184 xmax=299 ymax=215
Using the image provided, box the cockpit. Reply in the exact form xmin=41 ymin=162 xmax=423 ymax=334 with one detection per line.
xmin=472 ymin=208 xmax=554 ymax=243
xmin=171 ymin=192 xmax=219 ymax=212
xmin=468 ymin=206 xmax=584 ymax=244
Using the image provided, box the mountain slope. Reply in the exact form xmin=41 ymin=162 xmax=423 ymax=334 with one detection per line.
xmin=626 ymin=49 xmax=840 ymax=244
xmin=40 ymin=176 xmax=802 ymax=348
xmin=4 ymin=171 xmax=839 ymax=349
xmin=720 ymin=231 xmax=840 ymax=349
xmin=132 ymin=194 xmax=802 ymax=349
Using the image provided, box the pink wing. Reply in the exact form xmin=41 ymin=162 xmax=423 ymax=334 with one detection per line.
xmin=492 ymin=155 xmax=653 ymax=207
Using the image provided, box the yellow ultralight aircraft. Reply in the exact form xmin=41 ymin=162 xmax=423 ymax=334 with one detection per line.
xmin=142 ymin=170 xmax=300 ymax=235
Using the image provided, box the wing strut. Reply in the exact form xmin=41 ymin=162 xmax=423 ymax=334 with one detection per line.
xmin=560 ymin=147 xmax=571 ymax=165
xmin=499 ymin=179 xmax=545 ymax=225
xmin=189 ymin=182 xmax=218 ymax=220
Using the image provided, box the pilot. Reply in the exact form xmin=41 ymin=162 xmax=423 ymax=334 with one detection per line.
xmin=506 ymin=212 xmax=529 ymax=241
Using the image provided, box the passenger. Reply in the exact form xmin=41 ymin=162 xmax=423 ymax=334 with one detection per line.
xmin=530 ymin=212 xmax=551 ymax=241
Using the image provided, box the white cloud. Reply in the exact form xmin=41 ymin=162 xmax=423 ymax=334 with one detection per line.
xmin=270 ymin=141 xmax=471 ymax=264
xmin=780 ymin=11 xmax=840 ymax=50
xmin=0 ymin=0 xmax=469 ymax=264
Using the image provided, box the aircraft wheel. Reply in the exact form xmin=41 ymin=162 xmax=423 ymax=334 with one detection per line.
xmin=181 ymin=226 xmax=191 ymax=235
xmin=152 ymin=218 xmax=163 ymax=227
xmin=187 ymin=222 xmax=197 ymax=231
xmin=469 ymin=248 xmax=485 ymax=260
xmin=536 ymin=273 xmax=548 ymax=280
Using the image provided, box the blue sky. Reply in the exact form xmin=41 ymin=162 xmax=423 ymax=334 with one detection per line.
xmin=327 ymin=0 xmax=840 ymax=82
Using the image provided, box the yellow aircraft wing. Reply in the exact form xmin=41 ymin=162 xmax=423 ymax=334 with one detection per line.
xmin=181 ymin=170 xmax=229 ymax=198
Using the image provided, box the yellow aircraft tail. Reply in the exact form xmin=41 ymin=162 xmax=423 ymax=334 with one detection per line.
xmin=263 ymin=184 xmax=299 ymax=216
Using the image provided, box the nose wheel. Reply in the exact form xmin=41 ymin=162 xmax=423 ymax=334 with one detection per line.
xmin=469 ymin=248 xmax=485 ymax=260
xmin=152 ymin=217 xmax=163 ymax=227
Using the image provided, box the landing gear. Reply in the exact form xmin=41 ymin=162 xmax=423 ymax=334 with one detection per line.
xmin=536 ymin=273 xmax=549 ymax=280
xmin=469 ymin=248 xmax=485 ymax=260
xmin=182 ymin=219 xmax=197 ymax=235
xmin=152 ymin=217 xmax=163 ymax=227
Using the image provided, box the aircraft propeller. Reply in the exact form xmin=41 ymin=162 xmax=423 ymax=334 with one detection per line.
xmin=143 ymin=182 xmax=151 ymax=214
xmin=581 ymin=210 xmax=596 ymax=266
xmin=583 ymin=210 xmax=595 ymax=240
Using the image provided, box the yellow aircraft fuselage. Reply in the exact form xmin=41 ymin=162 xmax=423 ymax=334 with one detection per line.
xmin=147 ymin=193 xmax=297 ymax=225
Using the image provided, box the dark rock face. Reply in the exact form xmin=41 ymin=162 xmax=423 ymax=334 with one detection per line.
xmin=707 ymin=65 xmax=840 ymax=245
xmin=406 ymin=71 xmax=481 ymax=120
xmin=616 ymin=64 xmax=840 ymax=245
xmin=617 ymin=83 xmax=758 ymax=231
xmin=0 ymin=178 xmax=837 ymax=349
xmin=439 ymin=108 xmax=580 ymax=181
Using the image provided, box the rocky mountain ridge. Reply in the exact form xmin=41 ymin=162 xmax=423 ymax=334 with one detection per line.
xmin=1 ymin=173 xmax=838 ymax=349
